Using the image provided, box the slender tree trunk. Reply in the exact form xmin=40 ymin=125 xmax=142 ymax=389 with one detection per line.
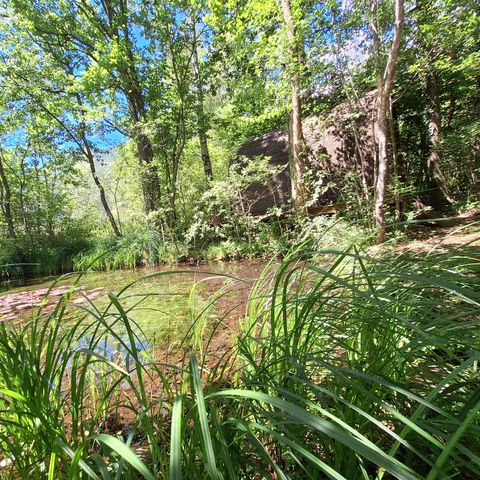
xmin=0 ymin=149 xmax=17 ymax=239
xmin=281 ymin=0 xmax=306 ymax=214
xmin=190 ymin=12 xmax=213 ymax=181
xmin=474 ymin=134 xmax=480 ymax=193
xmin=19 ymin=185 xmax=31 ymax=242
xmin=85 ymin=146 xmax=122 ymax=237
xmin=445 ymin=94 xmax=456 ymax=130
xmin=370 ymin=0 xmax=405 ymax=243
xmin=18 ymin=168 xmax=33 ymax=244
xmin=75 ymin=94 xmax=122 ymax=237
xmin=374 ymin=96 xmax=390 ymax=241
xmin=427 ymin=70 xmax=454 ymax=207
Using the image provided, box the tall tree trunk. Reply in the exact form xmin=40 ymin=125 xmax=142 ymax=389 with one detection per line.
xmin=388 ymin=99 xmax=403 ymax=221
xmin=190 ymin=12 xmax=213 ymax=181
xmin=18 ymin=157 xmax=34 ymax=244
xmin=136 ymin=132 xmax=162 ymax=214
xmin=374 ymin=96 xmax=390 ymax=241
xmin=281 ymin=0 xmax=306 ymax=214
xmin=114 ymin=2 xmax=162 ymax=216
xmin=122 ymin=76 xmax=162 ymax=216
xmin=427 ymin=70 xmax=454 ymax=207
xmin=124 ymin=77 xmax=162 ymax=217
xmin=370 ymin=0 xmax=405 ymax=243
xmin=0 ymin=149 xmax=17 ymax=239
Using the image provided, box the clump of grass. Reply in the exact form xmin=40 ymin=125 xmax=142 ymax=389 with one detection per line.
xmin=0 ymin=274 xmax=178 ymax=479
xmin=1 ymin=243 xmax=479 ymax=478
xmin=74 ymin=230 xmax=165 ymax=271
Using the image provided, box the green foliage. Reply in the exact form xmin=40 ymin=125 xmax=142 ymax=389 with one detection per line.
xmin=296 ymin=215 xmax=374 ymax=250
xmin=1 ymin=244 xmax=480 ymax=478
xmin=0 ymin=0 xmax=479 ymax=259
xmin=185 ymin=155 xmax=288 ymax=253
xmin=205 ymin=240 xmax=251 ymax=261
xmin=74 ymin=230 xmax=166 ymax=271
xmin=0 ymin=227 xmax=91 ymax=280
xmin=0 ymin=237 xmax=23 ymax=278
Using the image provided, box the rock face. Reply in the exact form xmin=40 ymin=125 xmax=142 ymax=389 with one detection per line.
xmin=236 ymin=91 xmax=377 ymax=215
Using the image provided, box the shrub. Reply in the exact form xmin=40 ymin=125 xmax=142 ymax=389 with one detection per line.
xmin=0 ymin=237 xmax=23 ymax=278
xmin=205 ymin=239 xmax=250 ymax=260
xmin=0 ymin=229 xmax=91 ymax=279
xmin=294 ymin=214 xmax=374 ymax=250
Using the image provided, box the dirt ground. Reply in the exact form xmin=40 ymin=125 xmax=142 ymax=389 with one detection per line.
xmin=397 ymin=224 xmax=480 ymax=253
xmin=369 ymin=211 xmax=480 ymax=255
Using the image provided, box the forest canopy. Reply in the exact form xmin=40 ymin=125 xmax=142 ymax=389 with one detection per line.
xmin=0 ymin=0 xmax=479 ymax=273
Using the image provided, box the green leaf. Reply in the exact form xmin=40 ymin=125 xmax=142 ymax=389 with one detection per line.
xmin=95 ymin=434 xmax=155 ymax=480
xmin=190 ymin=354 xmax=224 ymax=480
xmin=212 ymin=389 xmax=420 ymax=480
xmin=170 ymin=395 xmax=183 ymax=480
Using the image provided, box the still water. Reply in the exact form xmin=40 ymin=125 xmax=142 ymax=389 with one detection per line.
xmin=0 ymin=261 xmax=264 ymax=349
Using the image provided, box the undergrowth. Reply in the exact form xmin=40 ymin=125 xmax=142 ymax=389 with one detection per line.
xmin=0 ymin=230 xmax=90 ymax=279
xmin=74 ymin=230 xmax=189 ymax=270
xmin=0 ymin=241 xmax=479 ymax=479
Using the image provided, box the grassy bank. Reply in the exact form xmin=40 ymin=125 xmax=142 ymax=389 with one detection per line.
xmin=1 ymin=243 xmax=479 ymax=478
xmin=0 ymin=216 xmax=374 ymax=282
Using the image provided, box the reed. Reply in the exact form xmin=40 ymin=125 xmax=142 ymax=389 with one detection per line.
xmin=0 ymin=242 xmax=479 ymax=478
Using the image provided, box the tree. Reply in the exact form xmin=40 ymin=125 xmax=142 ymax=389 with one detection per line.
xmin=370 ymin=0 xmax=405 ymax=242
xmin=8 ymin=0 xmax=162 ymax=215
xmin=189 ymin=3 xmax=213 ymax=181
xmin=208 ymin=0 xmax=313 ymax=213
xmin=0 ymin=22 xmax=122 ymax=236
xmin=75 ymin=94 xmax=123 ymax=237
xmin=409 ymin=0 xmax=477 ymax=208
xmin=426 ymin=68 xmax=455 ymax=207
xmin=281 ymin=0 xmax=307 ymax=213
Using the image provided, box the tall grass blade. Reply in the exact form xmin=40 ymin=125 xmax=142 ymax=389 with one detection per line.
xmin=190 ymin=354 xmax=223 ymax=480
xmin=170 ymin=395 xmax=183 ymax=480
xmin=95 ymin=434 xmax=155 ymax=480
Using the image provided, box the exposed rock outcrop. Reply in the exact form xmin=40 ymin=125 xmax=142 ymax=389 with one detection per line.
xmin=236 ymin=91 xmax=377 ymax=215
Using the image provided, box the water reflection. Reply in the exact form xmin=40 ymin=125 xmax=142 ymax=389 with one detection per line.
xmin=0 ymin=261 xmax=264 ymax=347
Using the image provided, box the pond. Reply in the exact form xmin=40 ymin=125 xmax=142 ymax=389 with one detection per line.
xmin=0 ymin=260 xmax=266 ymax=354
